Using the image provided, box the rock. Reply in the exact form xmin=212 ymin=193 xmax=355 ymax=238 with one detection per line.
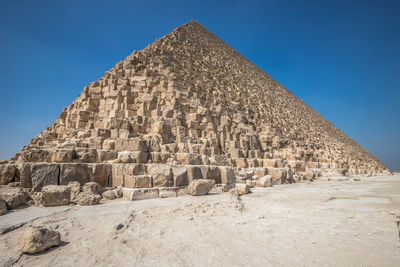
xmin=40 ymin=185 xmax=70 ymax=207
xmin=256 ymin=175 xmax=272 ymax=187
xmin=30 ymin=163 xmax=59 ymax=192
xmin=188 ymin=179 xmax=215 ymax=196
xmin=172 ymin=167 xmax=188 ymax=186
xmin=102 ymin=189 xmax=117 ymax=200
xmin=0 ymin=198 xmax=7 ymax=215
xmin=18 ymin=226 xmax=61 ymax=254
xmin=67 ymin=181 xmax=81 ymax=202
xmin=235 ymin=183 xmax=250 ymax=195
xmin=246 ymin=179 xmax=255 ymax=187
xmin=148 ymin=164 xmax=172 ymax=187
xmin=0 ymin=164 xmax=16 ymax=185
xmin=82 ymin=182 xmax=102 ymax=195
xmin=0 ymin=187 xmax=29 ymax=209
xmin=74 ymin=191 xmax=101 ymax=205
xmin=16 ymin=163 xmax=32 ymax=188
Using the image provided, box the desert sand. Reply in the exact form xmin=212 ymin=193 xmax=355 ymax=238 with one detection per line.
xmin=1 ymin=175 xmax=399 ymax=267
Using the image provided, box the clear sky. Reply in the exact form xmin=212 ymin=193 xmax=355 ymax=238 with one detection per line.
xmin=0 ymin=0 xmax=399 ymax=170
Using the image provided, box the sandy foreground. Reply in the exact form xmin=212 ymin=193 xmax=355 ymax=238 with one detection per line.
xmin=1 ymin=175 xmax=399 ymax=267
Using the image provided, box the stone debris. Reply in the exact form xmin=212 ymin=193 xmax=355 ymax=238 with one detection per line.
xmin=18 ymin=226 xmax=61 ymax=254
xmin=0 ymin=21 xmax=391 ymax=206
xmin=188 ymin=179 xmax=215 ymax=196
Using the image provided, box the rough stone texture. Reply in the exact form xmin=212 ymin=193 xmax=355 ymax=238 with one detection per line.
xmin=172 ymin=167 xmax=188 ymax=186
xmin=148 ymin=165 xmax=172 ymax=187
xmin=18 ymin=226 xmax=61 ymax=254
xmin=188 ymin=179 xmax=215 ymax=196
xmin=0 ymin=199 xmax=7 ymax=215
xmin=1 ymin=21 xmax=389 ymax=193
xmin=256 ymin=175 xmax=273 ymax=187
xmin=30 ymin=164 xmax=59 ymax=192
xmin=0 ymin=187 xmax=29 ymax=209
xmin=0 ymin=164 xmax=15 ymax=185
xmin=82 ymin=182 xmax=102 ymax=195
xmin=74 ymin=191 xmax=102 ymax=206
xmin=40 ymin=185 xmax=71 ymax=207
xmin=67 ymin=181 xmax=81 ymax=202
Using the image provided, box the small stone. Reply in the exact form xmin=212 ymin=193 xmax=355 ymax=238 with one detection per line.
xmin=18 ymin=226 xmax=61 ymax=254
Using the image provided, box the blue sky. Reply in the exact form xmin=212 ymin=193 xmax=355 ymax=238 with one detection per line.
xmin=0 ymin=0 xmax=399 ymax=170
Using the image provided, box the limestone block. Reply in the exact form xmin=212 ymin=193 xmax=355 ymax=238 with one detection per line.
xmin=176 ymin=153 xmax=202 ymax=165
xmin=256 ymin=175 xmax=272 ymax=187
xmin=124 ymin=175 xmax=151 ymax=188
xmin=40 ymin=185 xmax=70 ymax=207
xmin=235 ymin=183 xmax=250 ymax=195
xmin=16 ymin=163 xmax=32 ymax=188
xmin=235 ymin=158 xmax=248 ymax=168
xmin=89 ymin=164 xmax=111 ymax=186
xmin=0 ymin=187 xmax=29 ymax=209
xmin=187 ymin=179 xmax=215 ymax=196
xmin=148 ymin=164 xmax=172 ymax=187
xmin=268 ymin=168 xmax=287 ymax=184
xmin=129 ymin=188 xmax=159 ymax=200
xmin=219 ymin=166 xmax=235 ymax=184
xmin=0 ymin=164 xmax=16 ymax=185
xmin=172 ymin=167 xmax=188 ymax=186
xmin=123 ymin=163 xmax=147 ymax=176
xmin=186 ymin=166 xmax=202 ymax=183
xmin=59 ymin=163 xmax=90 ymax=186
xmin=159 ymin=187 xmax=177 ymax=198
xmin=253 ymin=167 xmax=268 ymax=178
xmin=30 ymin=163 xmax=60 ymax=192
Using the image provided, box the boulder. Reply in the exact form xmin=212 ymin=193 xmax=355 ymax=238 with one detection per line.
xmin=188 ymin=179 xmax=215 ymax=196
xmin=172 ymin=167 xmax=188 ymax=186
xmin=82 ymin=182 xmax=102 ymax=195
xmin=235 ymin=183 xmax=250 ymax=195
xmin=0 ymin=199 xmax=7 ymax=215
xmin=40 ymin=185 xmax=70 ymax=207
xmin=256 ymin=175 xmax=272 ymax=187
xmin=0 ymin=164 xmax=16 ymax=185
xmin=102 ymin=189 xmax=117 ymax=200
xmin=148 ymin=165 xmax=172 ymax=187
xmin=30 ymin=163 xmax=59 ymax=192
xmin=67 ymin=181 xmax=81 ymax=202
xmin=0 ymin=187 xmax=29 ymax=209
xmin=18 ymin=226 xmax=61 ymax=254
xmin=74 ymin=191 xmax=101 ymax=206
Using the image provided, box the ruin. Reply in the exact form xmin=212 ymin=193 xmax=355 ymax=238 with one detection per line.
xmin=0 ymin=21 xmax=389 ymax=198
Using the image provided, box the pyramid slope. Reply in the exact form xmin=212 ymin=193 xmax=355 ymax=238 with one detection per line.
xmin=1 ymin=21 xmax=388 ymax=190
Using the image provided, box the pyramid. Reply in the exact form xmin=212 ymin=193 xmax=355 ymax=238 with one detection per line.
xmin=0 ymin=21 xmax=389 ymax=194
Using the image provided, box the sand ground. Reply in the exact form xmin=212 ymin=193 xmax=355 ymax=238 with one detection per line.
xmin=1 ymin=175 xmax=399 ymax=267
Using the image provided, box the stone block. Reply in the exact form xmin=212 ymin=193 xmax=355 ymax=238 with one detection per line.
xmin=59 ymin=163 xmax=90 ymax=186
xmin=30 ymin=163 xmax=60 ymax=192
xmin=124 ymin=175 xmax=152 ymax=188
xmin=0 ymin=164 xmax=16 ymax=185
xmin=40 ymin=185 xmax=70 ymax=207
xmin=219 ymin=166 xmax=235 ymax=184
xmin=172 ymin=167 xmax=188 ymax=186
xmin=148 ymin=164 xmax=172 ymax=187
